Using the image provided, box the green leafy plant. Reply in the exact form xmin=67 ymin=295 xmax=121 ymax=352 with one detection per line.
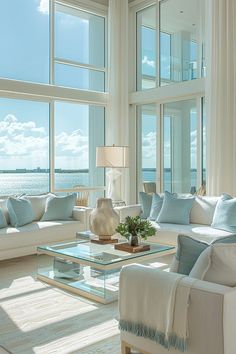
xmin=116 ymin=215 xmax=156 ymax=240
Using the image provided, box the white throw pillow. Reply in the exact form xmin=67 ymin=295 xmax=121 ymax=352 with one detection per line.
xmin=190 ymin=243 xmax=236 ymax=287
xmin=190 ymin=196 xmax=219 ymax=225
xmin=24 ymin=194 xmax=54 ymax=221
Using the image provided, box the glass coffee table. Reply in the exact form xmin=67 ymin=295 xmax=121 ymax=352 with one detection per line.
xmin=37 ymin=240 xmax=175 ymax=304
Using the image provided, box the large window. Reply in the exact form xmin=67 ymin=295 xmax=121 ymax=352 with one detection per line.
xmin=0 ymin=98 xmax=49 ymax=195
xmin=0 ymin=1 xmax=107 ymax=201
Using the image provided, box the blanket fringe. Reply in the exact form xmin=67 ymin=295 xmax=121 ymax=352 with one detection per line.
xmin=119 ymin=320 xmax=187 ymax=352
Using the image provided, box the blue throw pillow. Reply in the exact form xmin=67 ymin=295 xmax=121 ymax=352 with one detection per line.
xmin=0 ymin=208 xmax=7 ymax=228
xmin=211 ymin=194 xmax=236 ymax=232
xmin=148 ymin=194 xmax=163 ymax=221
xmin=41 ymin=193 xmax=76 ymax=221
xmin=171 ymin=235 xmax=209 ymax=275
xmin=7 ymin=197 xmax=34 ymax=227
xmin=157 ymin=191 xmax=194 ymax=224
xmin=139 ymin=192 xmax=152 ymax=219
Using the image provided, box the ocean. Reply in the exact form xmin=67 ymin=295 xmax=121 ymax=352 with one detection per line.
xmin=0 ymin=170 xmax=199 ymax=196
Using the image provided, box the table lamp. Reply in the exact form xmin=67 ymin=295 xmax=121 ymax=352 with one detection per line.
xmin=96 ymin=145 xmax=129 ymax=201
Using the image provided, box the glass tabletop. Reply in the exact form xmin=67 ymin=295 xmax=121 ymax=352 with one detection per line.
xmin=38 ymin=240 xmax=174 ymax=266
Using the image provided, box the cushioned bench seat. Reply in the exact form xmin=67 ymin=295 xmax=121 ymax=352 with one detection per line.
xmin=115 ymin=195 xmax=235 ymax=246
xmin=149 ymin=222 xmax=234 ymax=245
xmin=0 ymin=219 xmax=86 ymax=260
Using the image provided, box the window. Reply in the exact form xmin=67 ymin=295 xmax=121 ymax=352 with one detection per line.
xmin=54 ymin=3 xmax=106 ymax=92
xmin=163 ymin=99 xmax=197 ymax=193
xmin=0 ymin=0 xmax=50 ymax=83
xmin=137 ymin=104 xmax=157 ymax=190
xmin=55 ymin=101 xmax=105 ymax=190
xmin=135 ymin=0 xmax=205 ymax=90
xmin=137 ymin=5 xmax=157 ymax=90
xmin=0 ymin=98 xmax=49 ymax=195
xmin=160 ymin=0 xmax=204 ymax=85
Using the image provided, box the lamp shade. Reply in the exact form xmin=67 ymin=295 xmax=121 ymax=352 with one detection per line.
xmin=96 ymin=146 xmax=129 ymax=168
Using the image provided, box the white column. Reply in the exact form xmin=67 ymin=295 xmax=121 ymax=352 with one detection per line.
xmin=107 ymin=0 xmax=129 ymax=202
xmin=206 ymin=0 xmax=236 ymax=196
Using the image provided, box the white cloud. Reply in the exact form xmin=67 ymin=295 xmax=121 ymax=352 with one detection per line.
xmin=142 ymin=56 xmax=155 ymax=68
xmin=38 ymin=0 xmax=49 ymax=15
xmin=0 ymin=114 xmax=90 ymax=169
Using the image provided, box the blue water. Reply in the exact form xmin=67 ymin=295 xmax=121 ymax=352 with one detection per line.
xmin=0 ymin=169 xmax=200 ymax=196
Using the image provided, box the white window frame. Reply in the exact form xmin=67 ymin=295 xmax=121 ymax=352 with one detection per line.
xmin=129 ymin=0 xmax=206 ymax=203
xmin=0 ymin=0 xmax=108 ymax=196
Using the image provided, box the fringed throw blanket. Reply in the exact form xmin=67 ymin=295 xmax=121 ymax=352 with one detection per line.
xmin=119 ymin=264 xmax=195 ymax=352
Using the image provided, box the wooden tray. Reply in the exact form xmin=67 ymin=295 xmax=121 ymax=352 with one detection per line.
xmin=114 ymin=243 xmax=150 ymax=253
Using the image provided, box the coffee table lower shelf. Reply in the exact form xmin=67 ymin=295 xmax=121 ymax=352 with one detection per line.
xmin=37 ymin=264 xmax=120 ymax=304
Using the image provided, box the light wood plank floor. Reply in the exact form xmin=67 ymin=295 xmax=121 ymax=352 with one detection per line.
xmin=0 ymin=254 xmax=172 ymax=354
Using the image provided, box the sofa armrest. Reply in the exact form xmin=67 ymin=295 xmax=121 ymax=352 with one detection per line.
xmin=72 ymin=207 xmax=93 ymax=229
xmin=120 ymin=265 xmax=236 ymax=354
xmin=114 ymin=204 xmax=142 ymax=222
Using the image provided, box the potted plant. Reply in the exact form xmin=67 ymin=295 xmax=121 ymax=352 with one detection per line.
xmin=116 ymin=216 xmax=156 ymax=247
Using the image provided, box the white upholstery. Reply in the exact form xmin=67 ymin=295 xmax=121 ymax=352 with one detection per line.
xmin=117 ymin=196 xmax=236 ymax=246
xmin=149 ymin=222 xmax=234 ymax=245
xmin=120 ymin=265 xmax=236 ymax=354
xmin=24 ymin=194 xmax=53 ymax=221
xmin=0 ymin=198 xmax=92 ymax=260
xmin=190 ymin=244 xmax=236 ymax=287
xmin=190 ymin=196 xmax=219 ymax=225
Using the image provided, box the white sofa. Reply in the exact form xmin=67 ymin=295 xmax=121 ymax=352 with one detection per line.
xmin=115 ymin=196 xmax=235 ymax=245
xmin=0 ymin=194 xmax=92 ymax=260
xmin=120 ymin=266 xmax=236 ymax=354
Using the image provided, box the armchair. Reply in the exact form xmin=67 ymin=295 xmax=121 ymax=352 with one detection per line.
xmin=119 ymin=265 xmax=236 ymax=354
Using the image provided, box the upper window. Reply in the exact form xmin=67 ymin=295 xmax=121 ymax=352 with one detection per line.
xmin=136 ymin=0 xmax=205 ymax=90
xmin=136 ymin=5 xmax=157 ymax=90
xmin=160 ymin=0 xmax=205 ymax=86
xmin=54 ymin=3 xmax=106 ymax=92
xmin=0 ymin=0 xmax=50 ymax=83
xmin=0 ymin=1 xmax=106 ymax=92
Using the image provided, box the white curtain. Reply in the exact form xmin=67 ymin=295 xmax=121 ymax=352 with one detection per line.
xmin=206 ymin=0 xmax=236 ymax=196
xmin=107 ymin=0 xmax=129 ymax=202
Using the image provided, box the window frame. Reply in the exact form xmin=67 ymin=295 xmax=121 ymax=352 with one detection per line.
xmin=0 ymin=0 xmax=108 ymax=196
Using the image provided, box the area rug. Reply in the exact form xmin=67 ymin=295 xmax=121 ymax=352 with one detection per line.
xmin=0 ymin=254 xmax=171 ymax=354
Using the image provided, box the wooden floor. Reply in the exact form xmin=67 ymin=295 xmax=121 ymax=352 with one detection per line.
xmin=0 ymin=254 xmax=172 ymax=354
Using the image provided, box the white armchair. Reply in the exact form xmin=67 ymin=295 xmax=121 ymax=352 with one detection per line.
xmin=119 ymin=265 xmax=236 ymax=354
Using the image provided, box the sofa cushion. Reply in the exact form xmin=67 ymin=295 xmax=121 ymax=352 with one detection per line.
xmin=211 ymin=194 xmax=236 ymax=232
xmin=157 ymin=191 xmax=194 ymax=225
xmin=190 ymin=196 xmax=219 ymax=225
xmin=139 ymin=192 xmax=152 ymax=219
xmin=149 ymin=221 xmax=235 ymax=246
xmin=41 ymin=193 xmax=76 ymax=221
xmin=0 ymin=220 xmax=82 ymax=252
xmin=24 ymin=194 xmax=53 ymax=221
xmin=148 ymin=194 xmax=163 ymax=221
xmin=7 ymin=197 xmax=34 ymax=227
xmin=190 ymin=243 xmax=236 ymax=287
xmin=0 ymin=208 xmax=7 ymax=228
xmin=170 ymin=235 xmax=209 ymax=275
